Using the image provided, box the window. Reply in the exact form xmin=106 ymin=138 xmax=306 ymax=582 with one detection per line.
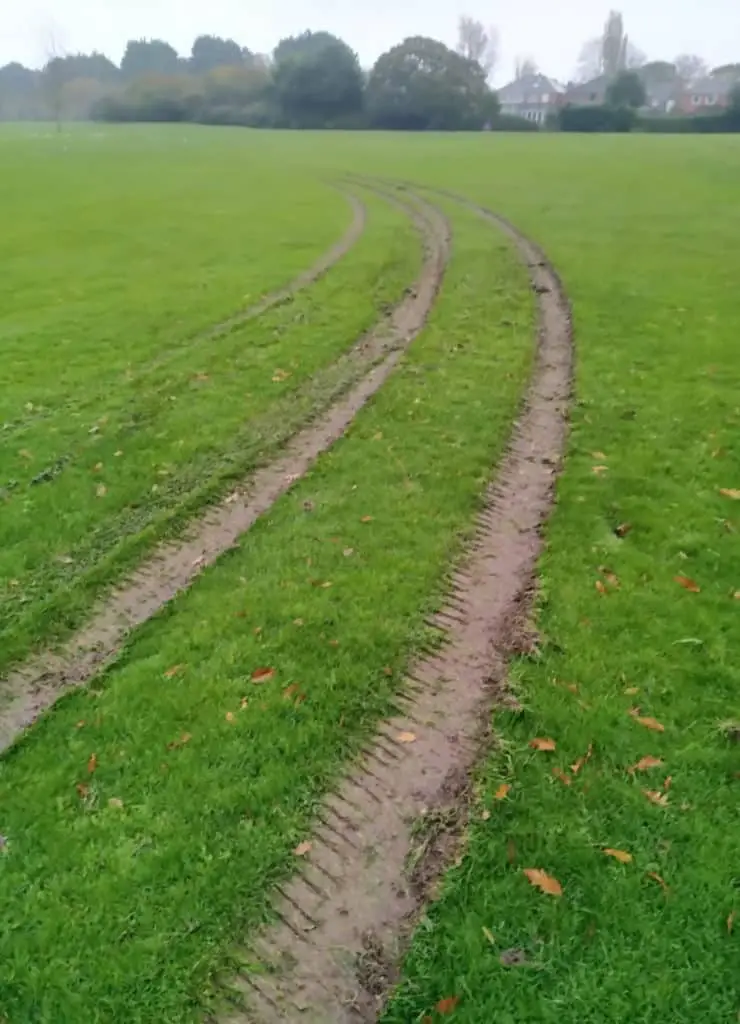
xmin=542 ymin=92 xmax=549 ymax=103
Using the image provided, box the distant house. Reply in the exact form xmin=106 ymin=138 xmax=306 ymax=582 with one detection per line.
xmin=564 ymin=75 xmax=610 ymax=106
xmin=680 ymin=74 xmax=738 ymax=113
xmin=642 ymin=80 xmax=682 ymax=114
xmin=497 ymin=73 xmax=564 ymax=124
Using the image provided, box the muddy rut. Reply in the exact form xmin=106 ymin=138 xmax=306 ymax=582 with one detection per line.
xmin=0 ymin=188 xmax=449 ymax=753
xmin=222 ymin=190 xmax=574 ymax=1023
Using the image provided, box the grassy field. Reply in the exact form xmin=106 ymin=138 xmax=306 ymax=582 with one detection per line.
xmin=0 ymin=129 xmax=423 ymax=675
xmin=1 ymin=126 xmax=739 ymax=1022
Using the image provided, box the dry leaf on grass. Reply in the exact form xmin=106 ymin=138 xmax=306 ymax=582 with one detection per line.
xmin=727 ymin=910 xmax=736 ymax=935
xmin=87 ymin=753 xmax=97 ymax=775
xmin=360 ymin=515 xmax=374 ymax=523
xmin=76 ymin=783 xmax=90 ymax=799
xmin=493 ymin=783 xmax=511 ymax=800
xmin=225 ymin=712 xmax=235 ymax=723
xmin=523 ymin=868 xmax=563 ymax=897
xmin=529 ymin=737 xmax=556 ymax=752
xmin=646 ymin=871 xmax=669 ymax=892
xmin=615 ymin=522 xmax=632 ymax=538
xmin=675 ymin=575 xmax=701 ymax=593
xmin=595 ymin=580 xmax=608 ymax=595
xmin=167 ymin=732 xmax=192 ymax=750
xmin=629 ymin=755 xmax=664 ymax=773
xmin=108 ymin=797 xmax=124 ymax=809
xmin=592 ymin=465 xmax=609 ymax=475
xmin=96 ymin=484 xmax=107 ymax=498
xmin=604 ymin=848 xmax=632 ymax=864
xmin=436 ymin=996 xmax=460 ymax=1014
xmin=570 ymin=743 xmax=594 ymax=776
xmin=630 ymin=711 xmax=665 ymax=732
xmin=251 ymin=667 xmax=275 ymax=684
xmin=552 ymin=768 xmax=572 ymax=786
xmin=397 ymin=731 xmax=417 ymax=744
xmin=643 ymin=789 xmax=669 ymax=807
xmin=164 ymin=664 xmax=185 ymax=679
xmin=293 ymin=841 xmax=312 ymax=857
xmin=624 ymin=686 xmax=639 ymax=696
xmin=719 ymin=489 xmax=740 ymax=500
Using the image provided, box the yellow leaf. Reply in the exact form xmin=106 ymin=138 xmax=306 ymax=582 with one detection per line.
xmin=523 ymin=868 xmax=563 ymax=897
xmin=293 ymin=841 xmax=312 ymax=857
xmin=96 ymin=484 xmax=107 ymax=498
xmin=624 ymin=686 xmax=639 ymax=696
xmin=87 ymin=753 xmax=97 ymax=774
xmin=397 ymin=731 xmax=417 ymax=744
xmin=529 ymin=737 xmax=556 ymax=752
xmin=604 ymin=848 xmax=632 ymax=864
xmin=493 ymin=783 xmax=510 ymax=800
xmin=633 ymin=715 xmax=665 ymax=732
xmin=719 ymin=489 xmax=740 ymax=500
xmin=592 ymin=465 xmax=608 ymax=475
xmin=643 ymin=789 xmax=669 ymax=807
xmin=225 ymin=712 xmax=235 ymax=723
xmin=629 ymin=756 xmax=664 ymax=773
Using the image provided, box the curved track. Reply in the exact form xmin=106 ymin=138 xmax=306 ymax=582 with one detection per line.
xmin=220 ymin=186 xmax=574 ymax=1023
xmin=0 ymin=187 xmax=449 ymax=752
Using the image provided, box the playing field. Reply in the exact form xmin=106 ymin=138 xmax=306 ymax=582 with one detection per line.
xmin=0 ymin=125 xmax=738 ymax=1023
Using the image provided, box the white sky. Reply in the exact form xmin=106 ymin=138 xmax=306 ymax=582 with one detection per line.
xmin=2 ymin=0 xmax=739 ymax=83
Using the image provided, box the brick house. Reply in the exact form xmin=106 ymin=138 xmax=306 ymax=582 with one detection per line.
xmin=497 ymin=72 xmax=565 ymax=124
xmin=679 ymin=74 xmax=738 ymax=113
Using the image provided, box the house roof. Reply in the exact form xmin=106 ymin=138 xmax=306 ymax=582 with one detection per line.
xmin=690 ymin=75 xmax=735 ymax=97
xmin=497 ymin=73 xmax=563 ymax=104
xmin=565 ymin=75 xmax=610 ymax=101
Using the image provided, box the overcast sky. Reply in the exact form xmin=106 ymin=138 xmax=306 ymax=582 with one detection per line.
xmin=3 ymin=0 xmax=739 ymax=83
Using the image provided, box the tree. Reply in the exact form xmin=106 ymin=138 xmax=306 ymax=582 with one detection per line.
xmin=638 ymin=61 xmax=677 ymax=86
xmin=601 ymin=11 xmax=628 ymax=78
xmin=366 ymin=36 xmax=497 ymax=131
xmin=515 ymin=57 xmax=538 ymax=79
xmin=456 ymin=16 xmax=498 ymax=78
xmin=121 ymin=39 xmax=181 ymax=79
xmin=190 ymin=36 xmax=245 ymax=74
xmin=730 ymin=83 xmax=740 ymax=112
xmin=674 ymin=54 xmax=707 ymax=84
xmin=606 ymin=69 xmax=647 ymax=108
xmin=272 ymin=31 xmax=363 ymax=126
xmin=0 ymin=63 xmax=43 ymax=120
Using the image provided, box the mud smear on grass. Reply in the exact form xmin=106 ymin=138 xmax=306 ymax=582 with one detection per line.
xmin=0 ymin=190 xmax=449 ymax=753
xmin=225 ymin=189 xmax=573 ymax=1023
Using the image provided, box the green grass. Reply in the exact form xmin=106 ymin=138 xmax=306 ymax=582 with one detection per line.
xmin=0 ymin=145 xmax=421 ymax=675
xmin=0 ymin=198 xmax=533 ymax=1021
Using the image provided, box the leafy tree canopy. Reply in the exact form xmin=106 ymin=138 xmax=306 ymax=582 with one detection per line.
xmin=190 ymin=36 xmax=245 ymax=74
xmin=121 ymin=39 xmax=181 ymax=79
xmin=606 ymin=69 xmax=647 ymax=108
xmin=272 ymin=31 xmax=363 ymax=126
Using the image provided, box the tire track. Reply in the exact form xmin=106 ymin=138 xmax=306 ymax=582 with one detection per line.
xmin=0 ymin=189 xmax=450 ymax=754
xmin=224 ymin=187 xmax=573 ymax=1023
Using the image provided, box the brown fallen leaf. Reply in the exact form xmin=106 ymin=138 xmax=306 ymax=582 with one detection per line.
xmin=293 ymin=841 xmax=312 ymax=857
xmin=595 ymin=580 xmax=608 ymax=595
xmin=251 ymin=667 xmax=275 ymax=684
xmin=108 ymin=797 xmax=124 ymax=809
xmin=360 ymin=515 xmax=374 ymax=523
xmin=75 ymin=720 xmax=85 ymax=729
xmin=675 ymin=575 xmax=701 ymax=593
xmin=570 ymin=743 xmax=594 ymax=776
xmin=87 ymin=753 xmax=98 ymax=774
xmin=624 ymin=686 xmax=639 ymax=696
xmin=164 ymin=664 xmax=185 ymax=679
xmin=592 ymin=465 xmax=609 ymax=475
xmin=523 ymin=868 xmax=563 ymax=897
xmin=493 ymin=783 xmax=511 ymax=800
xmin=343 ymin=548 xmax=354 ymax=557
xmin=566 ymin=682 xmax=579 ymax=694
xmin=646 ymin=871 xmax=669 ymax=892
xmin=552 ymin=768 xmax=572 ymax=786
xmin=727 ymin=910 xmax=736 ymax=935
xmin=629 ymin=755 xmax=664 ymax=773
xmin=499 ymin=948 xmax=530 ymax=967
xmin=225 ymin=711 xmax=235 ymax=723
xmin=529 ymin=737 xmax=556 ymax=752
xmin=633 ymin=714 xmax=665 ymax=732
xmin=96 ymin=484 xmax=107 ymax=498
xmin=615 ymin=522 xmax=632 ymax=538
xmin=719 ymin=489 xmax=740 ymax=500
xmin=167 ymin=732 xmax=192 ymax=750
xmin=663 ymin=775 xmax=673 ymax=791
xmin=643 ymin=789 xmax=670 ymax=807
xmin=293 ymin=618 xmax=304 ymax=626
xmin=604 ymin=848 xmax=632 ymax=864
xmin=593 ymin=451 xmax=607 ymax=460
xmin=76 ymin=783 xmax=90 ymax=799
xmin=436 ymin=996 xmax=460 ymax=1014
xmin=397 ymin=731 xmax=417 ymax=744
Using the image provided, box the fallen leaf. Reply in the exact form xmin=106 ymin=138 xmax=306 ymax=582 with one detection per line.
xmin=96 ymin=484 xmax=107 ymax=498
xmin=719 ymin=489 xmax=740 ymax=500
xmin=592 ymin=465 xmax=608 ymax=475
xmin=595 ymin=580 xmax=608 ymax=595
xmin=529 ymin=737 xmax=556 ymax=752
xmin=240 ymin=697 xmax=249 ymax=710
xmin=293 ymin=618 xmax=304 ymax=627
xmin=734 ymin=591 xmax=740 ymax=600
xmin=593 ymin=451 xmax=607 ymax=460
xmin=251 ymin=667 xmax=275 ymax=684
xmin=615 ymin=522 xmax=632 ymax=538
xmin=164 ymin=664 xmax=185 ymax=679
xmin=225 ymin=711 xmax=235 ymax=723
xmin=566 ymin=682 xmax=579 ymax=694
xmin=436 ymin=996 xmax=460 ymax=1015
xmin=93 ymin=461 xmax=103 ymax=472
xmin=76 ymin=783 xmax=90 ymax=799
xmin=320 ymin=581 xmax=333 ymax=589
xmin=552 ymin=768 xmax=572 ymax=786
xmin=633 ymin=715 xmax=665 ymax=733
xmin=87 ymin=753 xmax=98 ymax=774
xmin=603 ymin=572 xmax=620 ymax=588
xmin=570 ymin=743 xmax=594 ymax=775
xmin=167 ymin=732 xmax=192 ymax=750
xmin=643 ymin=789 xmax=670 ymax=807
xmin=675 ymin=575 xmax=701 ymax=593
xmin=343 ymin=548 xmax=354 ymax=557
xmin=523 ymin=868 xmax=563 ymax=897
xmin=499 ymin=948 xmax=530 ymax=967
xmin=663 ymin=775 xmax=673 ymax=791
xmin=624 ymin=686 xmax=640 ymax=696
xmin=481 ymin=809 xmax=491 ymax=821
xmin=294 ymin=841 xmax=312 ymax=857
xmin=108 ymin=797 xmax=124 ymax=809
xmin=397 ymin=731 xmax=417 ymax=744
xmin=629 ymin=756 xmax=664 ymax=773
xmin=646 ymin=871 xmax=669 ymax=892
xmin=493 ymin=783 xmax=511 ymax=800
xmin=728 ymin=910 xmax=736 ymax=935
xmin=75 ymin=720 xmax=85 ymax=729
xmin=382 ymin=666 xmax=393 ymax=677
xmin=114 ymin=450 xmax=123 ymax=457
xmin=360 ymin=515 xmax=374 ymax=523
xmin=604 ymin=848 xmax=632 ymax=864
xmin=482 ymin=926 xmax=496 ymax=946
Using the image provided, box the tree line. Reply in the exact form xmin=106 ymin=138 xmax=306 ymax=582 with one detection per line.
xmin=0 ymin=28 xmax=505 ymax=131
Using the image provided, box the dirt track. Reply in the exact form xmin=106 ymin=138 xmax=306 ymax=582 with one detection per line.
xmin=0 ymin=186 xmax=449 ymax=753
xmin=221 ymin=187 xmax=574 ymax=1023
